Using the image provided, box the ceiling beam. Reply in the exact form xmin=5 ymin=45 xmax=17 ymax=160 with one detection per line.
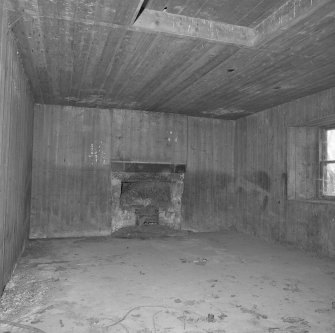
xmin=255 ymin=0 xmax=333 ymax=44
xmin=132 ymin=9 xmax=258 ymax=47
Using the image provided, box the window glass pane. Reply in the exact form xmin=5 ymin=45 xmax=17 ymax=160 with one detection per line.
xmin=322 ymin=163 xmax=335 ymax=196
xmin=326 ymin=129 xmax=335 ymax=160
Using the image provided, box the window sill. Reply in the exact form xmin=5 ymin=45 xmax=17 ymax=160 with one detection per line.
xmin=288 ymin=198 xmax=335 ymax=205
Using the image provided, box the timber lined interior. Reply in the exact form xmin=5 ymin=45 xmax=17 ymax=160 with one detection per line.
xmin=0 ymin=1 xmax=335 ymax=331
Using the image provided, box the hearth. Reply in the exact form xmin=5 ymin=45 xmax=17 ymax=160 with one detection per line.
xmin=134 ymin=205 xmax=159 ymax=225
xmin=111 ymin=162 xmax=185 ymax=231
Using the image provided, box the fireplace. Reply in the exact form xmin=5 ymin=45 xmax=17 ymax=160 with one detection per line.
xmin=110 ymin=162 xmax=185 ymax=232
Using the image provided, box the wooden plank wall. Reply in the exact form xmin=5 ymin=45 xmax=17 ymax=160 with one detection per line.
xmin=287 ymin=126 xmax=319 ymax=200
xmin=183 ymin=117 xmax=235 ymax=231
xmin=30 ymin=105 xmax=235 ymax=238
xmin=0 ymin=3 xmax=35 ymax=295
xmin=31 ymin=106 xmax=113 ymax=238
xmin=235 ymin=87 xmax=335 ymax=257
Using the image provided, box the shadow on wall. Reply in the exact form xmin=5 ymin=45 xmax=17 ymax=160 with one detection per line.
xmin=236 ymin=171 xmax=272 ymax=213
xmin=236 ymin=170 xmax=271 ymax=196
xmin=221 ymin=173 xmax=235 ymax=189
xmin=246 ymin=170 xmax=271 ymax=192
xmin=235 ymin=170 xmax=291 ymax=242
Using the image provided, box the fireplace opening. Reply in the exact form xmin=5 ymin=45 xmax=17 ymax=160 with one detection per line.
xmin=135 ymin=205 xmax=159 ymax=225
xmin=120 ymin=180 xmax=171 ymax=225
xmin=110 ymin=162 xmax=185 ymax=232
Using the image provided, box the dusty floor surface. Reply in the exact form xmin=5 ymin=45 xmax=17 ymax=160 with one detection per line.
xmin=0 ymin=228 xmax=335 ymax=333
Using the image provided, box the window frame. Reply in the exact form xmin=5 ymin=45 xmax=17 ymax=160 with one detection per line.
xmin=319 ymin=126 xmax=335 ymax=199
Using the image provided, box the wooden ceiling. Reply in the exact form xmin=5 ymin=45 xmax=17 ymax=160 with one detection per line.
xmin=145 ymin=0 xmax=289 ymax=27
xmin=6 ymin=0 xmax=335 ymax=119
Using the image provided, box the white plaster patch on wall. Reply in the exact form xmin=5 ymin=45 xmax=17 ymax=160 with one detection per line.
xmin=88 ymin=140 xmax=108 ymax=166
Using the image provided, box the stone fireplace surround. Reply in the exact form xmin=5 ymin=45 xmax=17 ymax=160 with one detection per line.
xmin=110 ymin=162 xmax=185 ymax=232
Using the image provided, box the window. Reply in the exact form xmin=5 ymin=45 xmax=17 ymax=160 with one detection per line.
xmin=320 ymin=128 xmax=335 ymax=197
xmin=287 ymin=120 xmax=335 ymax=202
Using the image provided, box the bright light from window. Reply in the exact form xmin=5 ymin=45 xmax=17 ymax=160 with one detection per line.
xmin=322 ymin=128 xmax=335 ymax=196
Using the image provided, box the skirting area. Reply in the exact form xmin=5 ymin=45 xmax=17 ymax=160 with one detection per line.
xmin=0 ymin=230 xmax=334 ymax=333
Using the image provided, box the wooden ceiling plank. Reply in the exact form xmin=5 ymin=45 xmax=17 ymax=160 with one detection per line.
xmin=226 ymin=0 xmax=259 ymax=25
xmin=98 ymin=29 xmax=138 ymax=98
xmin=178 ymin=38 xmax=335 ymax=116
xmin=7 ymin=0 xmax=335 ymax=118
xmin=114 ymin=35 xmax=201 ymax=107
xmin=237 ymin=68 xmax=335 ymax=115
xmin=112 ymin=0 xmax=143 ymax=26
xmin=155 ymin=47 xmax=262 ymax=112
xmin=235 ymin=61 xmax=335 ymax=116
xmin=76 ymin=0 xmax=101 ymax=100
xmin=158 ymin=1 xmax=335 ymax=116
xmin=29 ymin=14 xmax=120 ymax=30
xmin=255 ymin=0 xmax=333 ymax=44
xmin=27 ymin=1 xmax=52 ymax=103
xmin=109 ymin=33 xmax=161 ymax=103
xmin=36 ymin=0 xmax=77 ymax=22
xmin=97 ymin=30 xmax=159 ymax=103
xmin=179 ymin=59 xmax=302 ymax=114
xmin=68 ymin=22 xmax=96 ymax=98
xmin=146 ymin=0 xmax=170 ymax=11
xmin=92 ymin=27 xmax=128 ymax=90
xmin=76 ymin=25 xmax=110 ymax=101
xmin=45 ymin=16 xmax=62 ymax=100
xmin=66 ymin=0 xmax=80 ymax=104
xmin=236 ymin=0 xmax=288 ymax=27
xmin=257 ymin=3 xmax=335 ymax=53
xmin=132 ymin=9 xmax=257 ymax=47
xmin=132 ymin=38 xmax=216 ymax=107
xmin=143 ymin=43 xmax=240 ymax=111
xmin=58 ymin=17 xmax=74 ymax=100
xmin=74 ymin=0 xmax=135 ymax=101
xmin=12 ymin=0 xmax=145 ymax=26
xmin=172 ymin=0 xmax=204 ymax=17
xmin=145 ymin=0 xmax=287 ymax=27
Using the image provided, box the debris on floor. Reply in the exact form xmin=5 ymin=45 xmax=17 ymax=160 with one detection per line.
xmin=207 ymin=313 xmax=215 ymax=322
xmin=0 ymin=320 xmax=47 ymax=332
xmin=193 ymin=258 xmax=208 ymax=265
xmin=180 ymin=257 xmax=208 ymax=265
xmin=0 ymin=231 xmax=334 ymax=333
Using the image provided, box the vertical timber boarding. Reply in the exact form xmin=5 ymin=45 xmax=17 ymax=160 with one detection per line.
xmin=235 ymin=87 xmax=335 ymax=257
xmin=30 ymin=106 xmax=237 ymax=238
xmin=0 ymin=1 xmax=35 ymax=296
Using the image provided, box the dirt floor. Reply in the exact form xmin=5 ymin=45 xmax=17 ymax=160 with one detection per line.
xmin=0 ymin=227 xmax=335 ymax=333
